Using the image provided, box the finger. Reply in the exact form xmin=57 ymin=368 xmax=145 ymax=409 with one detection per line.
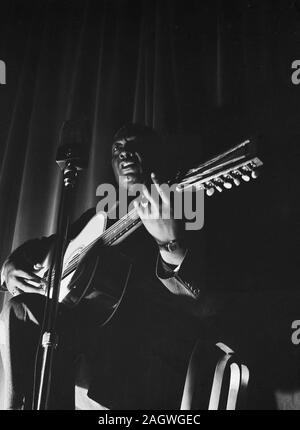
xmin=25 ymin=279 xmax=44 ymax=288
xmin=144 ymin=189 xmax=162 ymax=219
xmin=134 ymin=199 xmax=157 ymax=220
xmin=16 ymin=278 xmax=46 ymax=294
xmin=143 ymin=187 xmax=161 ymax=219
xmin=8 ymin=278 xmax=43 ymax=295
xmin=13 ymin=273 xmax=42 ymax=288
xmin=142 ymin=185 xmax=157 ymax=208
xmin=140 ymin=194 xmax=149 ymax=209
xmin=133 ymin=200 xmax=145 ymax=218
xmin=15 ymin=269 xmax=44 ymax=281
xmin=22 ymin=285 xmax=46 ymax=295
xmin=16 ymin=276 xmax=45 ymax=290
xmin=151 ymin=173 xmax=169 ymax=204
xmin=14 ymin=269 xmax=46 ymax=285
xmin=6 ymin=276 xmax=38 ymax=292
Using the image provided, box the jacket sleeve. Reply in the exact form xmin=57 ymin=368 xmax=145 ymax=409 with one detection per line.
xmin=155 ymin=230 xmax=236 ymax=321
xmin=0 ymin=236 xmax=55 ymax=291
xmin=0 ymin=208 xmax=96 ymax=292
xmin=156 ymin=230 xmax=205 ymax=300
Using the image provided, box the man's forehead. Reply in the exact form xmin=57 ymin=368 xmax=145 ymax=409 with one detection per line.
xmin=112 ymin=136 xmax=138 ymax=146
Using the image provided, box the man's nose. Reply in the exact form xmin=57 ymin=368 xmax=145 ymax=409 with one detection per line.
xmin=119 ymin=150 xmax=133 ymax=160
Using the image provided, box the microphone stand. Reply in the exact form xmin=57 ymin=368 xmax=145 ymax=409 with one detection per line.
xmin=33 ymin=142 xmax=86 ymax=410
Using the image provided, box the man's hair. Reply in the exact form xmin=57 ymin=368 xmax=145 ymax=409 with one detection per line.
xmin=113 ymin=123 xmax=161 ymax=145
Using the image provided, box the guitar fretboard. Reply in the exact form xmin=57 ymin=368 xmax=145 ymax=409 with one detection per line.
xmin=61 ymin=207 xmax=142 ymax=280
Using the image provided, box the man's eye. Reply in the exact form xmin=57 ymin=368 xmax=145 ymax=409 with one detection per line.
xmin=113 ymin=143 xmax=124 ymax=155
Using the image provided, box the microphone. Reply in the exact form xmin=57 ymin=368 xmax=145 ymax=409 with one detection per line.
xmin=56 ymin=118 xmax=89 ymax=171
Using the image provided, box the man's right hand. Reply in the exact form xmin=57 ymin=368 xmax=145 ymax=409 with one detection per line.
xmin=2 ymin=259 xmax=47 ymax=297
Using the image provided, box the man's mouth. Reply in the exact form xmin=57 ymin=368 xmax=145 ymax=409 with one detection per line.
xmin=119 ymin=160 xmax=137 ymax=172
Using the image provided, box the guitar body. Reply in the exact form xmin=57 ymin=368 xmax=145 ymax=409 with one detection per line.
xmin=59 ymin=211 xmax=107 ymax=304
xmin=47 ymin=211 xmax=133 ymax=326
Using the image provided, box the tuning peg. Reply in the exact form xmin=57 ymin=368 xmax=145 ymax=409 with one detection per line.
xmin=222 ymin=175 xmax=233 ymax=189
xmin=249 ymin=161 xmax=258 ymax=169
xmin=232 ymin=169 xmax=250 ymax=182
xmin=205 ymin=183 xmax=215 ymax=196
xmin=226 ymin=173 xmax=240 ymax=186
xmin=212 ymin=180 xmax=223 ymax=192
xmin=242 ymin=174 xmax=250 ymax=182
xmin=230 ymin=171 xmax=243 ymax=185
xmin=251 ymin=170 xmax=259 ymax=179
xmin=241 ymin=168 xmax=251 ymax=181
xmin=245 ymin=163 xmax=260 ymax=179
xmin=214 ymin=176 xmax=228 ymax=189
xmin=206 ymin=188 xmax=215 ymax=196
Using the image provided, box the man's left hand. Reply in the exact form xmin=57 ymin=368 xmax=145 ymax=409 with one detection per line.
xmin=133 ymin=173 xmax=187 ymax=266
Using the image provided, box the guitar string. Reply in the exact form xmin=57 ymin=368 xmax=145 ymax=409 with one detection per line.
xmin=46 ymin=209 xmax=141 ymax=290
xmin=61 ymin=207 xmax=141 ymax=279
xmin=181 ymin=156 xmax=246 ymax=184
xmin=63 ymin=211 xmax=139 ymax=276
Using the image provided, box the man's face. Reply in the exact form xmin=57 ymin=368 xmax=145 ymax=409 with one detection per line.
xmin=111 ymin=136 xmax=144 ymax=191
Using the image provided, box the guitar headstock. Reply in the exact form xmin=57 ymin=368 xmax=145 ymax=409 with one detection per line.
xmin=175 ymin=139 xmax=263 ymax=196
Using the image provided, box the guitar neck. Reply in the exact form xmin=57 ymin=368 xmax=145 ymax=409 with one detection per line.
xmin=101 ymin=208 xmax=142 ymax=247
xmin=61 ymin=208 xmax=142 ymax=280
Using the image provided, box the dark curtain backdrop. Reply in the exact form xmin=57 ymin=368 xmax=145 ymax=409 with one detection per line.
xmin=0 ymin=0 xmax=299 ymax=408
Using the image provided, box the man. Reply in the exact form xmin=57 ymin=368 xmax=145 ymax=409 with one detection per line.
xmin=0 ymin=123 xmax=207 ymax=410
